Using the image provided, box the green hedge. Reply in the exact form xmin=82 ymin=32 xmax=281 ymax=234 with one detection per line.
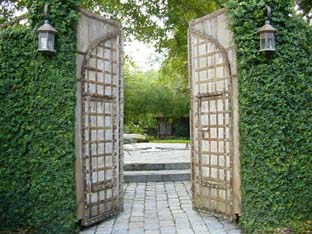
xmin=0 ymin=1 xmax=78 ymax=233
xmin=227 ymin=1 xmax=312 ymax=233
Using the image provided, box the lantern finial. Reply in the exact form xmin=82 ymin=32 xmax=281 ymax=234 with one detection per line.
xmin=266 ymin=5 xmax=272 ymax=21
xmin=44 ymin=3 xmax=49 ymax=19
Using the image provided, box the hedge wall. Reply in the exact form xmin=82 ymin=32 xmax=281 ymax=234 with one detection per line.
xmin=227 ymin=1 xmax=312 ymax=233
xmin=0 ymin=1 xmax=78 ymax=233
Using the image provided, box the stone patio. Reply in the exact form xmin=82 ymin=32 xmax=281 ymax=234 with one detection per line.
xmin=124 ymin=143 xmax=190 ymax=165
xmin=80 ymin=181 xmax=241 ymax=234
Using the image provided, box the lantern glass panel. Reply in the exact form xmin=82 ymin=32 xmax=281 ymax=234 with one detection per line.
xmin=48 ymin=33 xmax=55 ymax=51
xmin=260 ymin=33 xmax=266 ymax=50
xmin=267 ymin=32 xmax=275 ymax=49
xmin=39 ymin=32 xmax=48 ymax=50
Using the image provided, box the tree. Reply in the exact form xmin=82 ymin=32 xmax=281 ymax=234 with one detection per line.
xmin=3 ymin=1 xmax=310 ymax=86
xmin=80 ymin=0 xmax=219 ymax=90
xmin=297 ymin=0 xmax=312 ymax=22
xmin=2 ymin=0 xmax=310 ymax=108
xmin=123 ymin=61 xmax=188 ymax=134
xmin=0 ymin=0 xmax=26 ymax=24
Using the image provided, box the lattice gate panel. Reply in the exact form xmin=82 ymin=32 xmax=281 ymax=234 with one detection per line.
xmin=189 ymin=30 xmax=234 ymax=218
xmin=81 ymin=36 xmax=122 ymax=226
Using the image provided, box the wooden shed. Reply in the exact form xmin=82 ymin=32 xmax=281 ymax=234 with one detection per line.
xmin=156 ymin=116 xmax=172 ymax=138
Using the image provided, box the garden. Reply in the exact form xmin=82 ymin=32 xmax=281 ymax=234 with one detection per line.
xmin=0 ymin=0 xmax=311 ymax=233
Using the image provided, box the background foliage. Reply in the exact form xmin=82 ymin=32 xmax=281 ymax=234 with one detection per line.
xmin=124 ymin=62 xmax=189 ymax=135
xmin=80 ymin=0 xmax=220 ymax=93
xmin=0 ymin=0 xmax=78 ymax=233
xmin=227 ymin=0 xmax=312 ymax=233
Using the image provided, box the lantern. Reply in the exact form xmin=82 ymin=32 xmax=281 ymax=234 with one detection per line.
xmin=37 ymin=4 xmax=57 ymax=53
xmin=257 ymin=6 xmax=277 ymax=52
xmin=37 ymin=20 xmax=57 ymax=53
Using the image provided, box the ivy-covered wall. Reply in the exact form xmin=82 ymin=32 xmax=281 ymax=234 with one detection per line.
xmin=227 ymin=1 xmax=312 ymax=233
xmin=0 ymin=1 xmax=78 ymax=233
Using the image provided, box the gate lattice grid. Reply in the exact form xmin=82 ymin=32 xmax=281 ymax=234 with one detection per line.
xmin=80 ymin=34 xmax=123 ymax=226
xmin=189 ymin=28 xmax=234 ymax=218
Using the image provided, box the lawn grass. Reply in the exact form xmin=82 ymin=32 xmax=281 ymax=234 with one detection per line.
xmin=151 ymin=139 xmax=190 ymax=143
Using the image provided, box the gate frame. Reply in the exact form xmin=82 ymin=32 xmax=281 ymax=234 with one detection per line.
xmin=188 ymin=8 xmax=241 ymax=219
xmin=75 ymin=8 xmax=124 ymax=226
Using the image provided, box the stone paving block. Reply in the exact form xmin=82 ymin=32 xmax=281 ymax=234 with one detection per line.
xmin=226 ymin=229 xmax=241 ymax=234
xmin=113 ymin=224 xmax=128 ymax=230
xmin=173 ymin=214 xmax=189 ymax=220
xmin=158 ymin=199 xmax=169 ymax=203
xmin=181 ymin=204 xmax=192 ymax=208
xmin=168 ymin=200 xmax=179 ymax=204
xmin=80 ymin=229 xmax=96 ymax=234
xmin=160 ymin=227 xmax=176 ymax=234
xmin=144 ymin=209 xmax=158 ymax=216
xmin=158 ymin=215 xmax=171 ymax=221
xmin=117 ymin=212 xmax=130 ymax=217
xmin=175 ymin=222 xmax=191 ymax=229
xmin=144 ymin=223 xmax=159 ymax=228
xmin=130 ymin=216 xmax=144 ymax=222
xmin=204 ymin=216 xmax=223 ymax=223
xmin=131 ymin=211 xmax=144 ymax=216
xmin=129 ymin=221 xmax=144 ymax=228
xmin=176 ymin=228 xmax=194 ymax=234
xmin=111 ymin=229 xmax=128 ymax=234
xmin=145 ymin=230 xmax=161 ymax=234
xmin=158 ymin=208 xmax=171 ymax=213
xmin=144 ymin=223 xmax=160 ymax=230
xmin=171 ymin=210 xmax=184 ymax=215
xmin=95 ymin=230 xmax=111 ymax=234
xmin=189 ymin=219 xmax=206 ymax=226
xmin=180 ymin=200 xmax=191 ymax=204
xmin=206 ymin=222 xmax=225 ymax=230
xmin=115 ymin=219 xmax=128 ymax=224
xmin=207 ymin=229 xmax=228 ymax=234
xmin=192 ymin=225 xmax=210 ymax=231
xmin=194 ymin=230 xmax=211 ymax=234
xmin=129 ymin=228 xmax=145 ymax=234
xmin=159 ymin=220 xmax=175 ymax=227
xmin=174 ymin=217 xmax=189 ymax=222
xmin=146 ymin=201 xmax=157 ymax=205
xmin=144 ymin=214 xmax=158 ymax=219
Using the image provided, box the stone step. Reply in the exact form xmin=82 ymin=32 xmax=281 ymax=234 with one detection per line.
xmin=124 ymin=162 xmax=190 ymax=171
xmin=124 ymin=169 xmax=191 ymax=183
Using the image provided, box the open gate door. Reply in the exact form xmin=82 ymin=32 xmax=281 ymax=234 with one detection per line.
xmin=75 ymin=9 xmax=124 ymax=226
xmin=188 ymin=9 xmax=241 ymax=219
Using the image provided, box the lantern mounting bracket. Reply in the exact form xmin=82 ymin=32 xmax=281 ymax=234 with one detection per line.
xmin=266 ymin=5 xmax=272 ymax=21
xmin=44 ymin=3 xmax=49 ymax=19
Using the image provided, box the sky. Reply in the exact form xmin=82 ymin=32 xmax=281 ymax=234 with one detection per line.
xmin=124 ymin=40 xmax=164 ymax=71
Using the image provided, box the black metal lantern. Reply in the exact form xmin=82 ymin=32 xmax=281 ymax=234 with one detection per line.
xmin=37 ymin=4 xmax=57 ymax=53
xmin=258 ymin=6 xmax=277 ymax=52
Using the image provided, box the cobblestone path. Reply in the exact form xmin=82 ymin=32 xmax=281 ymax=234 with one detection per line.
xmin=80 ymin=181 xmax=241 ymax=234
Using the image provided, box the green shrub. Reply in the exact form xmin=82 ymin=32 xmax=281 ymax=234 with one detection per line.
xmin=227 ymin=1 xmax=312 ymax=233
xmin=0 ymin=1 xmax=78 ymax=233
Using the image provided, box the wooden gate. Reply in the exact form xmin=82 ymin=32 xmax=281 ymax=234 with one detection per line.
xmin=75 ymin=9 xmax=123 ymax=226
xmin=188 ymin=9 xmax=241 ymax=219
